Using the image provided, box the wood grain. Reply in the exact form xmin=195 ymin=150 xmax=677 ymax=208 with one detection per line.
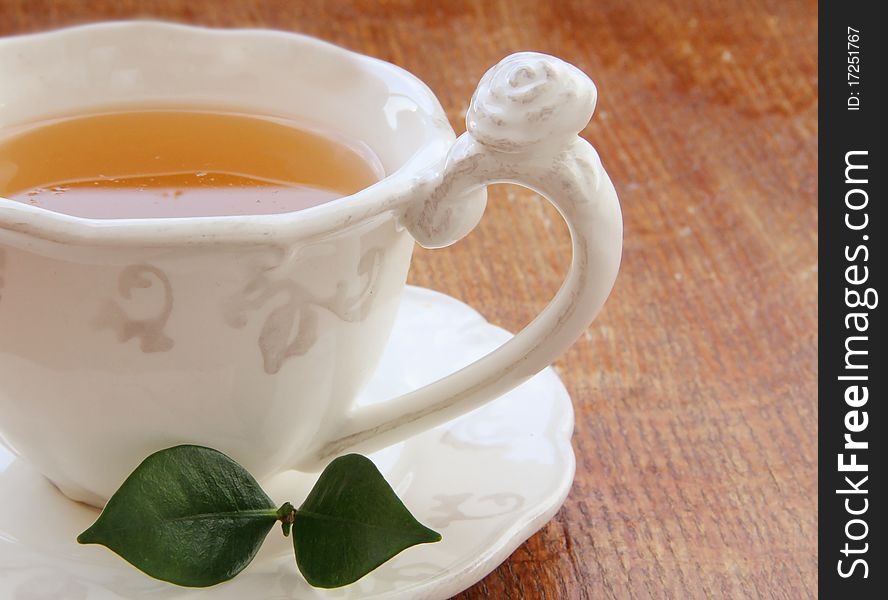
xmin=0 ymin=1 xmax=817 ymax=598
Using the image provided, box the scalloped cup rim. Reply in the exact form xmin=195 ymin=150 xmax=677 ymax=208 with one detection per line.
xmin=0 ymin=21 xmax=455 ymax=247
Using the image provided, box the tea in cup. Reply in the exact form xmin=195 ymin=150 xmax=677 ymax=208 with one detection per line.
xmin=0 ymin=108 xmax=384 ymax=219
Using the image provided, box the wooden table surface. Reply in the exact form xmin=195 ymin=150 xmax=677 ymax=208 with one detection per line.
xmin=0 ymin=1 xmax=818 ymax=598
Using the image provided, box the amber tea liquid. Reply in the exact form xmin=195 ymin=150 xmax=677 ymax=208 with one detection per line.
xmin=0 ymin=109 xmax=383 ymax=219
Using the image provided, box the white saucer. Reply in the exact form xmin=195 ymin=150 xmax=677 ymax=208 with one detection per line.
xmin=0 ymin=286 xmax=575 ymax=599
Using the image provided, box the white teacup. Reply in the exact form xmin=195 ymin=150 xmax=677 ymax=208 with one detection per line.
xmin=0 ymin=22 xmax=622 ymax=506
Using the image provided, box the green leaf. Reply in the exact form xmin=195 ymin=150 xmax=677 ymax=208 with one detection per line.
xmin=77 ymin=445 xmax=278 ymax=587
xmin=293 ymin=454 xmax=442 ymax=588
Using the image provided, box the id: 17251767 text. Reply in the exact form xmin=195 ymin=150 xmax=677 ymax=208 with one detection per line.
xmin=847 ymin=27 xmax=861 ymax=110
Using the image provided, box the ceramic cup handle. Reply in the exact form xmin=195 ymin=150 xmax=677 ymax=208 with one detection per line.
xmin=311 ymin=52 xmax=622 ymax=464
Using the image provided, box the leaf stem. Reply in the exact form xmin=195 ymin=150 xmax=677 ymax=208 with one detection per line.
xmin=276 ymin=501 xmax=296 ymax=537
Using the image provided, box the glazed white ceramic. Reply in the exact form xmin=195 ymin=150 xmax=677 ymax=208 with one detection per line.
xmin=0 ymin=286 xmax=575 ymax=600
xmin=0 ymin=22 xmax=620 ymax=506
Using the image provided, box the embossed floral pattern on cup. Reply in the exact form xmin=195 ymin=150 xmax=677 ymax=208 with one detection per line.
xmin=94 ymin=264 xmax=175 ymax=353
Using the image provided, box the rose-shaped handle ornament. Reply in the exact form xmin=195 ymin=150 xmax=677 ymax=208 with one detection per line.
xmin=313 ymin=53 xmax=622 ymax=463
